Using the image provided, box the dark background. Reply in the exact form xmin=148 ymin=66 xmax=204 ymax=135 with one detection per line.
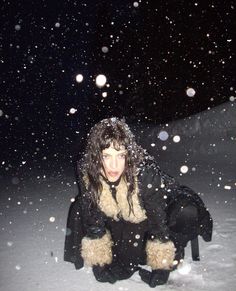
xmin=0 ymin=0 xmax=235 ymax=175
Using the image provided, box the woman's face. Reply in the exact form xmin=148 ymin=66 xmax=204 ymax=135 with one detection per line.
xmin=101 ymin=144 xmax=126 ymax=182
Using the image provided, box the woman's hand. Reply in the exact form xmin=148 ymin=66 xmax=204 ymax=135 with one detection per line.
xmin=93 ymin=265 xmax=117 ymax=284
xmin=139 ymin=268 xmax=170 ymax=287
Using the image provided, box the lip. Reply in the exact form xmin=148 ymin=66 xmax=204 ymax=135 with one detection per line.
xmin=108 ymin=171 xmax=119 ymax=177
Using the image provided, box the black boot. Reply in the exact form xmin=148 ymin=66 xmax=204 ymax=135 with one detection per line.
xmin=173 ymin=245 xmax=185 ymax=269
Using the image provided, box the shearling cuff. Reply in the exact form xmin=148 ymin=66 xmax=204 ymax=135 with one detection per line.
xmin=146 ymin=239 xmax=176 ymax=270
xmin=81 ymin=231 xmax=113 ymax=267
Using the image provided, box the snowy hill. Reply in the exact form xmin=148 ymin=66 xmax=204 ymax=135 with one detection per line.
xmin=0 ymin=101 xmax=235 ymax=291
xmin=132 ymin=101 xmax=236 ymax=181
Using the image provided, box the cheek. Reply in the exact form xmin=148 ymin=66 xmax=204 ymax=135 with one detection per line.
xmin=120 ymin=160 xmax=126 ymax=171
xmin=102 ymin=160 xmax=109 ymax=170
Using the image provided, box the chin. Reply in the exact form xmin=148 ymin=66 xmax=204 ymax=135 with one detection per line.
xmin=107 ymin=174 xmax=121 ymax=182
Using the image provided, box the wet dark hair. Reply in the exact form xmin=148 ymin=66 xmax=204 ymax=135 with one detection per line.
xmin=80 ymin=117 xmax=147 ymax=213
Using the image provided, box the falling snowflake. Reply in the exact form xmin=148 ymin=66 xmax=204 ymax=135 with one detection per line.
xmin=158 ymin=131 xmax=169 ymax=141
xmin=173 ymin=135 xmax=181 ymax=143
xmin=15 ymin=265 xmax=21 ymax=270
xmin=180 ymin=165 xmax=189 ymax=174
xmin=15 ymin=24 xmax=21 ymax=31
xmin=69 ymin=108 xmax=77 ymax=114
xmin=186 ymin=88 xmax=196 ymax=97
xmin=95 ymin=74 xmax=107 ymax=88
xmin=76 ymin=74 xmax=83 ymax=83
xmin=101 ymin=46 xmax=109 ymax=53
xmin=49 ymin=217 xmax=55 ymax=222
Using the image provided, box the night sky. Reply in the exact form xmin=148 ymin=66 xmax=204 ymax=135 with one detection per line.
xmin=1 ymin=0 xmax=235 ymax=174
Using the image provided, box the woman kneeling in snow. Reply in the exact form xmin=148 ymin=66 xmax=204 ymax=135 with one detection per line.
xmin=64 ymin=117 xmax=212 ymax=287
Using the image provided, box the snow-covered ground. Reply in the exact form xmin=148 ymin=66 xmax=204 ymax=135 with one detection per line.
xmin=1 ymin=101 xmax=236 ymax=291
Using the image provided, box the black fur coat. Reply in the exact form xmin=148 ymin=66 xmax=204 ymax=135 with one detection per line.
xmin=64 ymin=160 xmax=212 ymax=271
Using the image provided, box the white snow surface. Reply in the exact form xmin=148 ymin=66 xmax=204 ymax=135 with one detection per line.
xmin=1 ymin=102 xmax=236 ymax=291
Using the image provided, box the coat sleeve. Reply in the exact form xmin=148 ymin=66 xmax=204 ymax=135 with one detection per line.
xmin=78 ymin=174 xmax=113 ymax=267
xmin=139 ymin=164 xmax=176 ymax=270
xmin=64 ymin=174 xmax=113 ymax=268
xmin=139 ymin=164 xmax=170 ymax=241
xmin=63 ymin=193 xmax=85 ymax=269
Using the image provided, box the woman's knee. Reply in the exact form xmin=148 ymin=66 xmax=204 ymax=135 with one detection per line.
xmin=169 ymin=204 xmax=199 ymax=235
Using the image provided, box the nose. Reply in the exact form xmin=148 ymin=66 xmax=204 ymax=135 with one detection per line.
xmin=110 ymin=157 xmax=118 ymax=169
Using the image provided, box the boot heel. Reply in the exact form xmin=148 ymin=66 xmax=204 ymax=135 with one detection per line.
xmin=191 ymin=236 xmax=200 ymax=261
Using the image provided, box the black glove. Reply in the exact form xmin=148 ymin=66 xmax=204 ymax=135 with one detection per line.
xmin=74 ymin=259 xmax=84 ymax=270
xmin=139 ymin=268 xmax=170 ymax=288
xmin=93 ymin=265 xmax=117 ymax=284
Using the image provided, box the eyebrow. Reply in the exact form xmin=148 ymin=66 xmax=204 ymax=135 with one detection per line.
xmin=102 ymin=150 xmax=127 ymax=155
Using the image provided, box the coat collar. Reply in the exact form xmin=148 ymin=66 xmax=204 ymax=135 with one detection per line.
xmin=98 ymin=176 xmax=147 ymax=223
xmin=100 ymin=173 xmax=122 ymax=187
